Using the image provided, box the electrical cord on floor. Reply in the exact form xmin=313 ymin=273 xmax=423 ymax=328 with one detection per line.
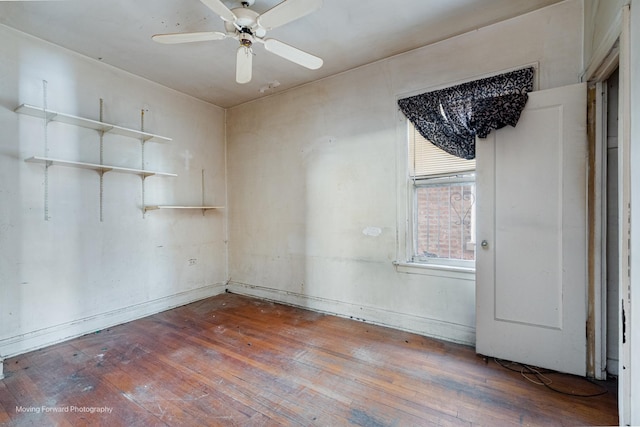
xmin=494 ymin=358 xmax=609 ymax=397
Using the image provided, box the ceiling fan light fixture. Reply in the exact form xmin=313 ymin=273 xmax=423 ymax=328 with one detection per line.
xmin=239 ymin=37 xmax=253 ymax=48
xmin=236 ymin=44 xmax=253 ymax=84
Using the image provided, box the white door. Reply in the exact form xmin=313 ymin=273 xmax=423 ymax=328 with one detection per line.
xmin=475 ymin=83 xmax=587 ymax=376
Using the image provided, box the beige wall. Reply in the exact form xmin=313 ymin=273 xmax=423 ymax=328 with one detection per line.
xmin=226 ymin=0 xmax=584 ymax=345
xmin=0 ymin=24 xmax=228 ymax=358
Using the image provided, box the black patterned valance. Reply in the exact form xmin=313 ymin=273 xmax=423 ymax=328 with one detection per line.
xmin=398 ymin=67 xmax=534 ymax=160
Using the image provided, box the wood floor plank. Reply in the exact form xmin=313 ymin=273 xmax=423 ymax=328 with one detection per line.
xmin=111 ymin=324 xmax=317 ymax=425
xmin=163 ymin=303 xmax=468 ymax=425
xmin=7 ymin=343 xmax=170 ymax=426
xmin=69 ymin=328 xmax=266 ymax=425
xmin=1 ymin=361 xmax=75 ymax=426
xmin=0 ymin=292 xmax=618 ymax=426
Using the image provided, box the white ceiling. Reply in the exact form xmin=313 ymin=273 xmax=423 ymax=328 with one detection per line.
xmin=0 ymin=0 xmax=563 ymax=108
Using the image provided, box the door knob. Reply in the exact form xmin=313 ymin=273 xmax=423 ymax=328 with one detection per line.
xmin=481 ymin=240 xmax=489 ymax=248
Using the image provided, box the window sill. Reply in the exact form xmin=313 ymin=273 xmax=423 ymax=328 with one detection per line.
xmin=393 ymin=261 xmax=475 ymax=280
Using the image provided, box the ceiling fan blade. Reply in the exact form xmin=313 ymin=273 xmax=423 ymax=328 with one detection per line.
xmin=152 ymin=31 xmax=227 ymax=44
xmin=257 ymin=0 xmax=323 ymax=30
xmin=236 ymin=46 xmax=253 ymax=84
xmin=200 ymin=0 xmax=236 ymax=22
xmin=263 ymin=38 xmax=323 ymax=70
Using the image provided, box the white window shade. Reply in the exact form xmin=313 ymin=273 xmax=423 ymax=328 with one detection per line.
xmin=408 ymin=123 xmax=476 ymax=178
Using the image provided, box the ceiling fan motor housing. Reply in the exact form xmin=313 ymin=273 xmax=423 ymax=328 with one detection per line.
xmin=234 ymin=8 xmax=259 ymax=29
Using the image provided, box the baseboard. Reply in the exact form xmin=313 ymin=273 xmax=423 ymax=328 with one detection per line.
xmin=0 ymin=283 xmax=227 ymax=361
xmin=226 ymin=281 xmax=476 ymax=346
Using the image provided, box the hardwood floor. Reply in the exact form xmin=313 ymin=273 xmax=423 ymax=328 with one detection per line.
xmin=0 ymin=292 xmax=617 ymax=426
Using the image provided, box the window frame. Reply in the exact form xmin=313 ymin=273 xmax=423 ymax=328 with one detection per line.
xmin=394 ymin=117 xmax=477 ymax=275
xmin=409 ymin=173 xmax=476 ymax=269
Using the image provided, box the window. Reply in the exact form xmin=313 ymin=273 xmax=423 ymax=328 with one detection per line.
xmin=408 ymin=122 xmax=476 ymax=268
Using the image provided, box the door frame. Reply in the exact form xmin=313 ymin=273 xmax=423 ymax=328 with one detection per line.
xmin=587 ymin=80 xmax=608 ymax=381
xmin=583 ymin=4 xmax=631 ymax=422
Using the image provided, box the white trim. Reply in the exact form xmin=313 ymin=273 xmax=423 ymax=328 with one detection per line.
xmin=618 ymin=4 xmax=632 ymax=424
xmin=395 ymin=110 xmax=411 ymax=264
xmin=582 ymin=8 xmax=623 ymax=81
xmin=586 ymin=43 xmax=620 ymax=83
xmin=0 ymin=283 xmax=226 ymax=360
xmin=393 ymin=261 xmax=475 ymax=280
xmin=226 ymin=281 xmax=476 ymax=346
xmin=593 ymin=81 xmax=607 ymax=380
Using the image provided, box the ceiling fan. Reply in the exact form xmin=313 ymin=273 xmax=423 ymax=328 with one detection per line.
xmin=152 ymin=0 xmax=324 ymax=84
